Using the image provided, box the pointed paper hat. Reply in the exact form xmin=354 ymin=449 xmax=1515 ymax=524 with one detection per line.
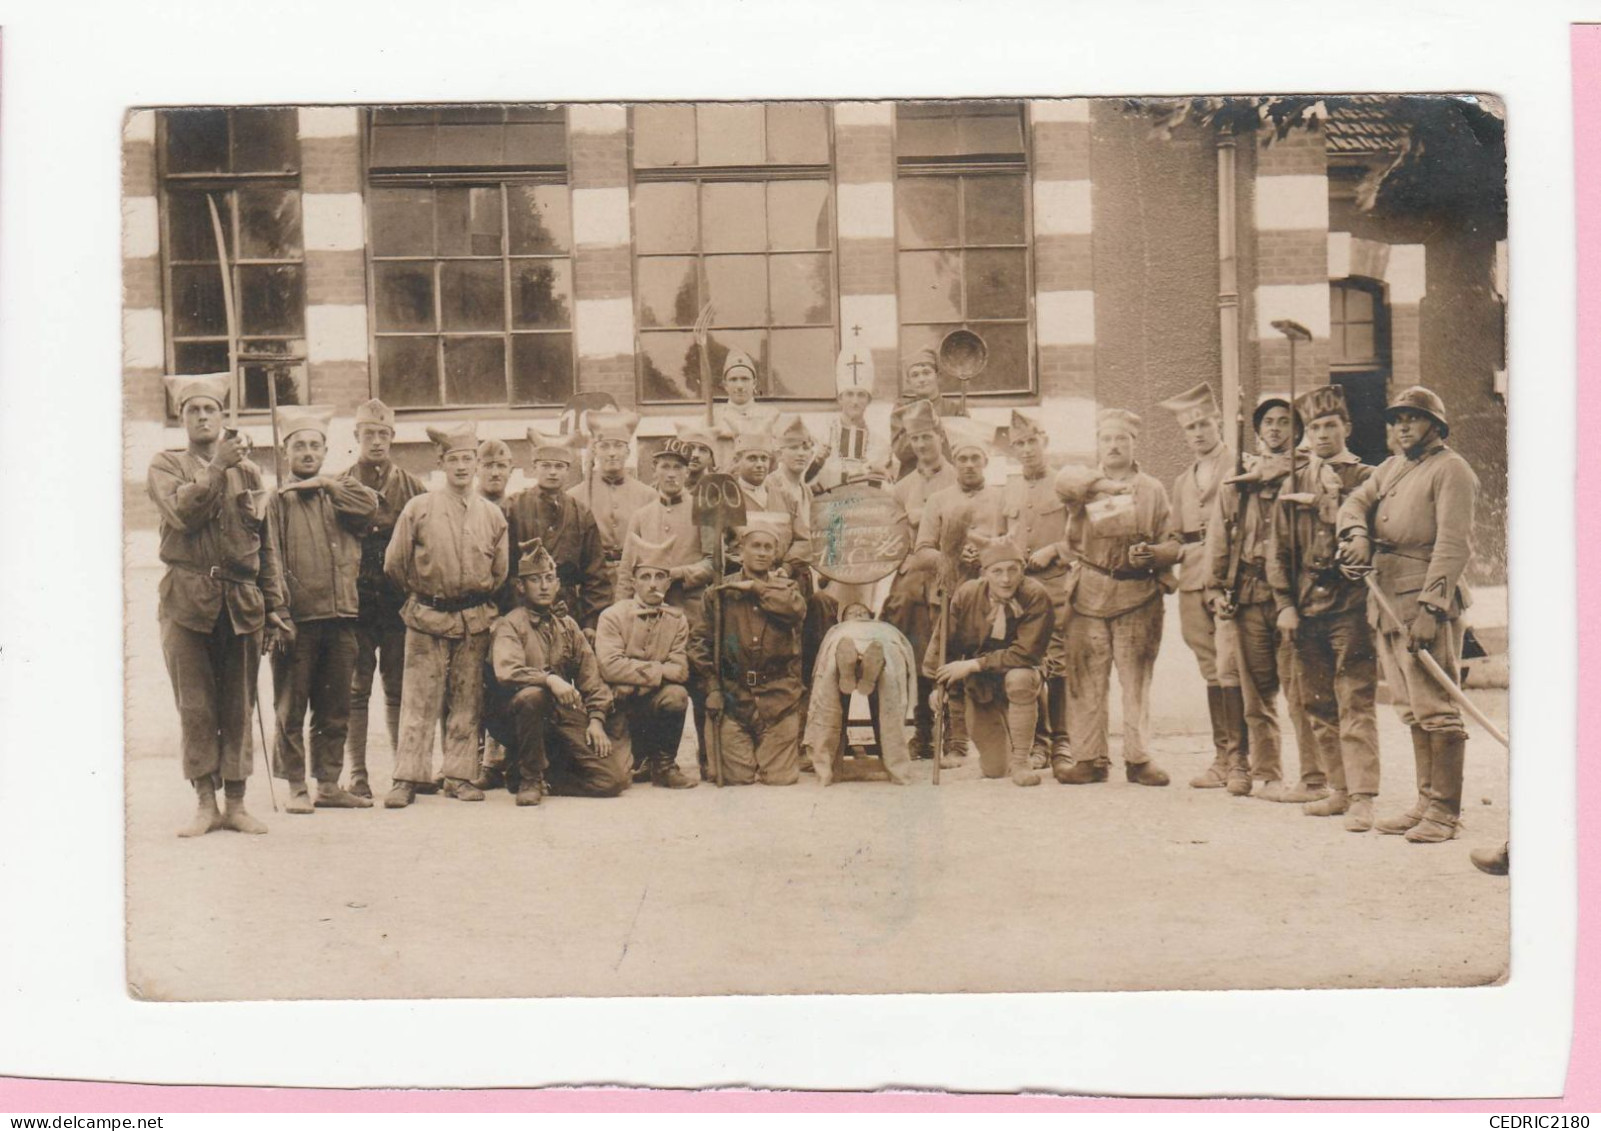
xmin=275 ymin=404 xmax=335 ymax=443
xmin=526 ymin=428 xmax=579 ymax=465
xmin=164 ymin=372 xmax=231 ymax=412
xmin=890 ymin=397 xmax=941 ymax=438
xmin=1095 ymin=408 xmax=1142 ymax=438
xmin=516 ymin=538 xmax=557 ymax=578
xmin=426 ymin=422 xmax=479 ymax=454
xmin=627 ymin=533 xmax=676 ymax=572
xmin=585 ymin=409 xmax=641 ymax=444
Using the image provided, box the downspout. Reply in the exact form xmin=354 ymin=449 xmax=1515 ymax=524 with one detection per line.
xmin=1216 ymin=127 xmax=1241 ymax=419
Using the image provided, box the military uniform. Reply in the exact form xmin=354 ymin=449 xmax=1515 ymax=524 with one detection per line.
xmin=889 ymin=347 xmax=967 ymax=481
xmin=1337 ymin=386 xmax=1479 ymax=843
xmin=691 ymin=539 xmax=809 ymax=786
xmin=339 ymin=399 xmax=428 ymax=796
xmin=1054 ymin=415 xmax=1178 ymax=785
xmin=1205 ymin=395 xmax=1325 ymax=799
xmin=489 ymin=596 xmax=625 ymax=799
xmin=595 ymin=592 xmax=694 ymax=788
xmin=712 ymin=348 xmax=781 ymax=469
xmin=1270 ymin=415 xmax=1379 ymax=825
xmin=382 ymin=425 xmax=509 ymax=801
xmin=567 ymin=410 xmax=659 ymax=599
xmin=507 ymin=431 xmax=611 ymax=631
xmin=262 ymin=407 xmax=379 ymax=807
xmin=942 ymin=549 xmax=1054 ymax=784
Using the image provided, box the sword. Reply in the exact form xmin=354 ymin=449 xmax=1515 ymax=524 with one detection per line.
xmin=1359 ymin=571 xmax=1509 ymax=749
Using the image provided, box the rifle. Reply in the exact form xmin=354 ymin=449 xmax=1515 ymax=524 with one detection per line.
xmin=931 ymin=580 xmax=949 ymax=786
xmin=1220 ymin=381 xmax=1249 ymax=615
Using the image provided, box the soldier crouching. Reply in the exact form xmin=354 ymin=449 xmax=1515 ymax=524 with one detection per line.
xmin=594 ymin=536 xmax=698 ymax=790
xmin=693 ymin=518 xmax=808 ymax=785
xmin=486 ymin=540 xmax=626 ymax=806
xmin=932 ymin=537 xmax=1054 ymax=786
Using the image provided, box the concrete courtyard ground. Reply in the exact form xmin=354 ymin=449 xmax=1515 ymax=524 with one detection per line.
xmin=123 ymin=532 xmax=1509 ymax=1001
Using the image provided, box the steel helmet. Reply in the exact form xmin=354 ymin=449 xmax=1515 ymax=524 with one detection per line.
xmin=1384 ymin=385 xmax=1449 ymax=438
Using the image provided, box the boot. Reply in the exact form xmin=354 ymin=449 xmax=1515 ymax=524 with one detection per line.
xmin=1125 ymin=760 xmax=1170 ymax=787
xmin=443 ymin=778 xmax=486 ymax=802
xmin=836 ymin=636 xmax=860 ymax=694
xmin=1406 ymin=731 xmax=1465 ymax=844
xmin=1046 ymin=676 xmax=1071 ymax=762
xmin=470 ymin=765 xmax=505 ymax=792
xmin=1471 ymin=842 xmax=1509 ymax=876
xmin=516 ymin=777 xmax=544 ymax=807
xmin=1344 ymin=795 xmax=1375 ymax=833
xmin=176 ymin=776 xmax=223 ymax=838
xmin=1054 ymin=759 xmax=1105 ymax=785
xmin=651 ymin=751 xmax=698 ymax=789
xmin=1304 ymin=789 xmax=1350 ymax=817
xmin=1262 ymin=779 xmax=1329 ymax=804
xmin=315 ymin=780 xmax=373 ymax=809
xmin=1190 ymin=685 xmax=1231 ymax=788
xmin=384 ymin=781 xmax=417 ymax=809
xmin=1221 ymin=686 xmax=1252 ymax=796
xmin=1029 ymin=681 xmax=1052 ymax=770
xmin=1376 ymin=726 xmax=1433 ymax=834
xmin=284 ymin=780 xmax=315 ymax=815
xmin=220 ymin=780 xmax=268 ymax=834
xmin=940 ymin=696 xmax=970 ymax=767
xmin=1007 ymin=699 xmax=1041 ymax=786
xmin=347 ymin=770 xmax=372 ymax=800
xmin=346 ymin=704 xmax=371 ymax=800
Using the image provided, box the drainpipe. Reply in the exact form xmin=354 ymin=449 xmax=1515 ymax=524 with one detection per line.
xmin=1216 ymin=127 xmax=1241 ymax=422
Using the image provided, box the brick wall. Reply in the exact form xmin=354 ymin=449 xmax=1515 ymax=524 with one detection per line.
xmin=1250 ymin=123 xmax=1331 ymax=393
xmin=835 ymin=103 xmax=900 ymax=400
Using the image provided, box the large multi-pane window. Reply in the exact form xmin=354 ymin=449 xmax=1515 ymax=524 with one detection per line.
xmin=895 ymin=101 xmax=1033 ymax=397
xmin=159 ymin=108 xmax=306 ymax=414
xmin=366 ymin=107 xmax=574 ymax=409
xmin=632 ymin=103 xmax=836 ymax=403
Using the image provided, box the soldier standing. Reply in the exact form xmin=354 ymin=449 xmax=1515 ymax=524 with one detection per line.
xmin=1270 ymin=385 xmax=1380 ymax=832
xmin=1337 ymin=386 xmax=1480 ymax=844
xmin=766 ymin=414 xmax=823 ymax=503
xmin=728 ymin=430 xmax=812 ymax=577
xmin=1156 ymin=382 xmax=1249 ymax=791
xmin=1001 ymin=409 xmax=1071 ymax=768
xmin=692 ymin=518 xmax=809 ymax=785
xmin=470 ymin=437 xmax=517 ymax=792
xmin=1205 ymin=395 xmax=1327 ymax=802
xmin=712 ymin=348 xmax=780 ymax=469
xmin=263 ymin=406 xmax=379 ymax=813
xmin=148 ymin=373 xmax=289 ymax=836
xmin=906 ymin=417 xmax=1007 ymax=768
xmin=487 ymin=541 xmax=624 ymax=805
xmin=507 ymin=432 xmax=611 ymax=631
xmin=814 ymin=344 xmax=892 ymax=490
xmin=381 ymin=424 xmax=509 ymax=808
xmin=567 ymin=410 xmax=658 ymax=600
xmin=616 ymin=435 xmax=718 ymax=778
xmin=880 ymin=399 xmax=956 ymax=761
xmin=1053 ymin=409 xmax=1178 ymax=787
xmin=594 ymin=537 xmax=698 ymax=790
xmin=339 ymin=398 xmax=427 ymax=800
xmin=934 ymin=538 xmax=1054 ymax=787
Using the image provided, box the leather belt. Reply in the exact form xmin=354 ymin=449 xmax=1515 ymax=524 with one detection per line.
xmin=415 ymin=591 xmax=494 ymax=613
xmin=1237 ymin=559 xmax=1268 ymax=581
xmin=1373 ymin=540 xmax=1431 ymax=562
xmin=1180 ymin=530 xmax=1205 ymax=544
xmin=1079 ymin=559 xmax=1154 ymax=582
xmin=170 ymin=561 xmax=256 ymax=586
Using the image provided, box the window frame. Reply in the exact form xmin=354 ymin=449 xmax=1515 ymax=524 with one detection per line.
xmin=1329 ymin=276 xmax=1390 ymax=372
xmin=628 ymin=102 xmax=841 ymax=407
xmin=156 ymin=108 xmax=308 ymax=418
xmin=892 ymin=100 xmax=1037 ymax=401
xmin=362 ymin=106 xmax=579 ymax=412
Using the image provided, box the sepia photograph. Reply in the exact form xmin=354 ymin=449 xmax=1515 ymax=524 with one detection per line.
xmin=120 ymin=93 xmax=1511 ymax=1002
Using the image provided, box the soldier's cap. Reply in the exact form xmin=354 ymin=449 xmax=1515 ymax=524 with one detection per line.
xmin=903 ymin=347 xmax=940 ymax=374
xmin=426 ymin=422 xmax=479 ymax=455
xmin=585 ymin=409 xmax=640 ymax=445
xmin=942 ymin=417 xmax=992 ymax=458
xmin=835 ymin=344 xmax=875 ymax=395
xmin=627 ymin=533 xmax=676 ymax=573
xmin=1008 ymin=409 xmax=1046 ymax=444
xmin=977 ymin=534 xmax=1027 ymax=570
xmin=1252 ymin=393 xmax=1305 ymax=440
xmin=651 ymin=442 xmax=689 ymax=465
xmin=776 ymin=413 xmax=814 ymax=449
xmin=517 ymin=538 xmax=558 ymax=579
xmin=671 ymin=422 xmax=719 ymax=456
xmin=476 ymin=438 xmax=513 ymax=463
xmin=1095 ymin=407 xmax=1142 ymax=438
xmin=354 ymin=398 xmax=395 ymax=429
xmin=1384 ymin=385 xmax=1450 ymax=438
xmin=890 ymin=397 xmax=941 ymax=438
xmin=722 ymin=347 xmax=758 ymax=382
xmin=276 ymin=404 xmax=335 ymax=444
xmin=526 ymin=428 xmax=578 ymax=465
xmin=1296 ymin=384 xmax=1351 ymax=426
xmin=733 ymin=430 xmax=776 ymax=457
xmin=736 ymin=512 xmax=788 ymax=545
xmin=164 ymin=372 xmax=231 ymax=412
xmin=1157 ymin=382 xmax=1221 ymax=427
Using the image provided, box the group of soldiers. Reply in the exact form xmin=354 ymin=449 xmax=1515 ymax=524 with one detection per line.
xmin=148 ymin=340 xmax=1502 ymax=869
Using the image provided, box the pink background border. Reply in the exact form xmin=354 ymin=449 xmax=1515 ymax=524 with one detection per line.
xmin=4 ymin=29 xmax=1592 ymax=1118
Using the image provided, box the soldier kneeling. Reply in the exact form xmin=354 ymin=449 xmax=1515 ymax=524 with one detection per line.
xmin=933 ymin=537 xmax=1055 ymax=787
xmin=595 ymin=537 xmax=698 ymax=790
xmin=486 ymin=540 xmax=626 ymax=806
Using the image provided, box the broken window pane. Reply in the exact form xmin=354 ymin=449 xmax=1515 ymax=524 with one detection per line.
xmin=237 ymin=186 xmax=303 ymax=260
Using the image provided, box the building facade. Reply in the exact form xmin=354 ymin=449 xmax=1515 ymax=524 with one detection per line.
xmin=122 ymin=98 xmax=1508 ymax=579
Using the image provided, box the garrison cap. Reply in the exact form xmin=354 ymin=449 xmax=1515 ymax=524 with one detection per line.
xmin=165 ymin=372 xmax=231 ymax=412
xmin=354 ymin=398 xmax=396 ymax=428
xmin=627 ymin=533 xmax=676 ymax=573
xmin=978 ymin=535 xmax=1027 ymax=569
xmin=517 ymin=538 xmax=557 ymax=579
xmin=476 ymin=438 xmax=513 ymax=463
xmin=776 ymin=414 xmax=814 ymax=449
xmin=941 ymin=416 xmax=992 ymax=458
xmin=1008 ymin=409 xmax=1046 ymax=444
xmin=275 ymin=404 xmax=335 ymax=444
xmin=733 ymin=430 xmax=776 ymax=457
xmin=426 ymin=422 xmax=479 ymax=455
xmin=1095 ymin=407 xmax=1142 ymax=438
xmin=903 ymin=347 xmax=940 ymax=375
xmin=890 ymin=397 xmax=941 ymax=439
xmin=722 ymin=348 xmax=758 ymax=382
xmin=1158 ymin=382 xmax=1221 ymax=427
xmin=735 ymin=512 xmax=788 ymax=545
